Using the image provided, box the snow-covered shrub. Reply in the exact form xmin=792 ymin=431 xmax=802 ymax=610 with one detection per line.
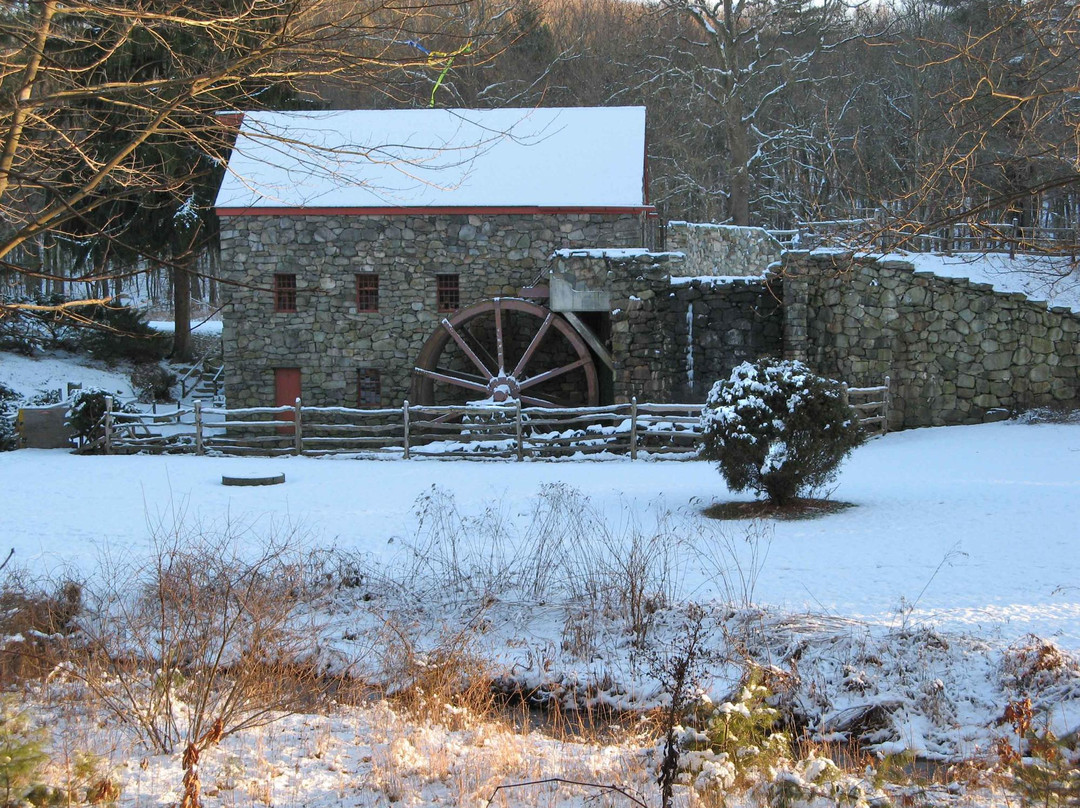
xmin=700 ymin=360 xmax=864 ymax=505
xmin=0 ymin=384 xmax=19 ymax=452
xmin=67 ymin=389 xmax=136 ymax=446
xmin=704 ymin=675 xmax=790 ymax=781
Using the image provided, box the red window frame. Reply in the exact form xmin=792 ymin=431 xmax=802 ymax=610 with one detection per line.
xmin=273 ymin=273 xmax=297 ymax=312
xmin=357 ymin=369 xmax=381 ymax=408
xmin=436 ymin=274 xmax=460 ymax=312
xmin=356 ymin=274 xmax=379 ymax=312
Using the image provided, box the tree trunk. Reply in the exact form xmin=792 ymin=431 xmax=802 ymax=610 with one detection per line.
xmin=726 ymin=94 xmax=751 ymax=227
xmin=173 ymin=263 xmax=192 ymax=361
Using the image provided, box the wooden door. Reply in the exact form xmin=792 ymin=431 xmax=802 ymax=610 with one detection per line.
xmin=274 ymin=368 xmax=301 ymax=435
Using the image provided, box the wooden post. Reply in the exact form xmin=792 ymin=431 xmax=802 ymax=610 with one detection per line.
xmin=293 ymin=397 xmax=302 ymax=456
xmin=104 ymin=395 xmax=113 ymax=454
xmin=841 ymin=383 xmax=849 ymax=408
xmin=195 ymin=400 xmax=204 ymax=456
xmin=629 ymin=396 xmax=639 ymax=460
xmin=402 ymin=400 xmax=411 ymax=460
xmin=883 ymin=375 xmax=891 ymax=435
xmin=515 ymin=399 xmax=523 ymax=461
xmin=1010 ymin=216 xmax=1019 ymax=260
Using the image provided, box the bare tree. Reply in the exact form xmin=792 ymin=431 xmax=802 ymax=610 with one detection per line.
xmin=888 ymin=0 xmax=1080 ymax=248
xmin=0 ymin=0 xmax=512 ymax=350
xmin=652 ymin=0 xmax=865 ymax=225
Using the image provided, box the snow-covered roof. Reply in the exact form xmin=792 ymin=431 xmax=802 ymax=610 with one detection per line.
xmin=215 ymin=107 xmax=649 ymax=213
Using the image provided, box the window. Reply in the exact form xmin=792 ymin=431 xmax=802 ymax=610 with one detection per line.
xmin=436 ymin=274 xmax=460 ymax=312
xmin=356 ymin=274 xmax=379 ymax=312
xmin=357 ymin=369 xmax=381 ymax=408
xmin=273 ymin=273 xmax=297 ymax=312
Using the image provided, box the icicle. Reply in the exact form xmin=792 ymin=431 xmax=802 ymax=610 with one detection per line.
xmin=686 ymin=302 xmax=695 ymax=393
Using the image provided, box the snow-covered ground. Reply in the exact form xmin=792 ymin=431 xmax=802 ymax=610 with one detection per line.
xmin=147 ymin=318 xmax=223 ymax=334
xmin=2 ymin=420 xmax=1077 ymax=651
xmin=0 ymin=351 xmax=137 ymax=400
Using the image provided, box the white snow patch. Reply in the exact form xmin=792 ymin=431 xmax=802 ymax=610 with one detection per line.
xmin=0 ymin=352 xmax=134 ymax=400
xmin=861 ymin=251 xmax=1080 ymax=312
xmin=670 ymin=274 xmax=766 ymax=286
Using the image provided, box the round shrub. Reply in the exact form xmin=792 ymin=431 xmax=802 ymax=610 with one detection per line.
xmin=700 ymin=360 xmax=865 ymax=505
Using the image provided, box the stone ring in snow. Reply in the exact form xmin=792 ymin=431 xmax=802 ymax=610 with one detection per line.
xmin=221 ymin=473 xmax=286 ymax=487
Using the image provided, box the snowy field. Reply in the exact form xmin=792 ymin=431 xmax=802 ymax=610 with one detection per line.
xmin=2 ymin=420 xmax=1078 ymax=651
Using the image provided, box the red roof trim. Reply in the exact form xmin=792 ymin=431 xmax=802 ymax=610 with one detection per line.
xmin=217 ymin=205 xmax=655 ymax=217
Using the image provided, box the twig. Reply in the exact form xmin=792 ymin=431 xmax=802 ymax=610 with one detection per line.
xmin=0 ymin=548 xmax=13 ymax=574
xmin=485 ymin=778 xmax=649 ymax=808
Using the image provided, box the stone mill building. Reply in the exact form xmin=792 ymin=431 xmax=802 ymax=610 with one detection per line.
xmin=215 ymin=107 xmax=656 ymax=412
xmin=215 ymin=107 xmax=1080 ymax=429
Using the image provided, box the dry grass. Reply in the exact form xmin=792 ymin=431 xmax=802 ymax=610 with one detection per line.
xmin=0 ymin=572 xmax=81 ymax=682
xmin=702 ymin=497 xmax=855 ymax=521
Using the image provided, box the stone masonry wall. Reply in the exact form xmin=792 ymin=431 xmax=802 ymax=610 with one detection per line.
xmin=784 ymin=250 xmax=1080 ymax=428
xmin=219 ymin=212 xmax=641 ymax=409
xmin=665 ymin=222 xmax=783 ymax=277
xmin=666 ymin=278 xmax=784 ymax=402
xmin=550 ymin=251 xmax=784 ymax=404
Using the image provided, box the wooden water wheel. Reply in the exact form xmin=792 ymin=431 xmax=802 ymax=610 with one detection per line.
xmin=411 ymin=298 xmax=599 ymax=407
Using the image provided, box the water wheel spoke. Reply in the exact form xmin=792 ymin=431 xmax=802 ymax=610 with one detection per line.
xmin=413 ymin=298 xmax=599 ymax=408
xmin=512 ymin=312 xmax=554 ymax=378
xmin=519 ymin=356 xmax=589 ymax=390
xmin=434 ymin=366 xmax=487 ymax=385
xmin=493 ymin=298 xmax=505 ymax=373
xmin=441 ymin=318 xmax=493 ymax=380
xmin=413 ymin=366 xmax=491 ymax=394
xmin=520 ymin=394 xmax=558 ymax=407
xmin=464 ymin=321 xmax=500 ymax=372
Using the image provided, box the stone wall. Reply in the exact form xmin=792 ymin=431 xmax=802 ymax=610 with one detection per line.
xmin=550 ymin=251 xmax=784 ymax=404
xmin=219 ymin=212 xmax=641 ymax=409
xmin=666 ymin=277 xmax=785 ymax=401
xmin=784 ymin=250 xmax=1080 ymax=428
xmin=665 ymin=222 xmax=783 ymax=277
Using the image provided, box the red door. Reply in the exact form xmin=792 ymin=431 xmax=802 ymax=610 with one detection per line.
xmin=274 ymin=368 xmax=301 ymax=435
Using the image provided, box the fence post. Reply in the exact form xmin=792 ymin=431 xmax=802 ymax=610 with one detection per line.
xmin=1010 ymin=216 xmax=1019 ymax=260
xmin=104 ymin=395 xmax=113 ymax=454
xmin=293 ymin=397 xmax=302 ymax=456
xmin=194 ymin=400 xmax=204 ymax=455
xmin=630 ymin=396 xmax=639 ymax=460
xmin=841 ymin=383 xmax=849 ymax=409
xmin=402 ymin=400 xmax=411 ymax=460
xmin=515 ymin=399 xmax=523 ymax=461
xmin=883 ymin=376 xmax=891 ymax=435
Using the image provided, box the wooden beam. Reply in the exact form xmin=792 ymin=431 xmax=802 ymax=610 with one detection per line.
xmin=562 ymin=311 xmax=615 ymax=373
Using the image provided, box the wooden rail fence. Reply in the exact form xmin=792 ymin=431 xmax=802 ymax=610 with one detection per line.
xmin=841 ymin=377 xmax=891 ymax=437
xmin=88 ymin=378 xmax=891 ymax=458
